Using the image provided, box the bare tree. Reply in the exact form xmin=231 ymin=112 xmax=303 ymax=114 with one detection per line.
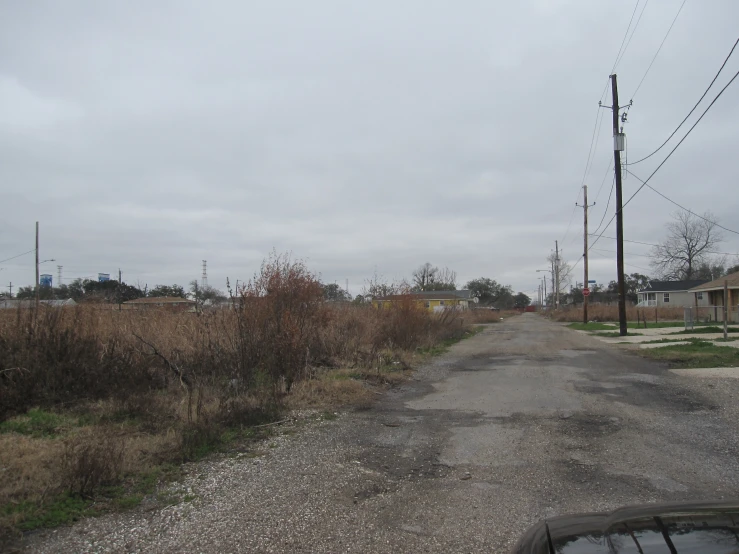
xmin=411 ymin=263 xmax=456 ymax=291
xmin=412 ymin=263 xmax=437 ymax=291
xmin=650 ymin=211 xmax=723 ymax=280
xmin=547 ymin=251 xmax=572 ymax=292
xmin=362 ymin=270 xmax=410 ymax=298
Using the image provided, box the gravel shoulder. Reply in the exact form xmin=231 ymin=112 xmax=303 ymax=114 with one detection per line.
xmin=19 ymin=314 xmax=739 ymax=553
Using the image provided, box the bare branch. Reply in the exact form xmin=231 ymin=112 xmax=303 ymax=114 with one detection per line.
xmin=133 ymin=333 xmax=191 ymax=388
xmin=650 ymin=211 xmax=724 ymax=279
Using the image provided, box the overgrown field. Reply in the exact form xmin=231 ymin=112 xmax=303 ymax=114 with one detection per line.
xmin=0 ymin=255 xmax=503 ymax=540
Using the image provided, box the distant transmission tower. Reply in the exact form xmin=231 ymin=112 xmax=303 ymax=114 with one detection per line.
xmin=201 ymin=260 xmax=208 ymax=288
xmin=57 ymin=265 xmax=62 ymax=286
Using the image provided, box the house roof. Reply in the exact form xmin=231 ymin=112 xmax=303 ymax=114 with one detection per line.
xmin=376 ymin=290 xmax=472 ymax=301
xmin=124 ymin=296 xmax=195 ymax=304
xmin=639 ymin=280 xmax=709 ymax=293
xmin=689 ymin=271 xmax=739 ymax=292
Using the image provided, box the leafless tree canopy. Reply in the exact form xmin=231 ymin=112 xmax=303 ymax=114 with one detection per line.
xmin=650 ymin=211 xmax=724 ymax=280
xmin=547 ymin=251 xmax=572 ymax=292
xmin=411 ymin=263 xmax=457 ymax=291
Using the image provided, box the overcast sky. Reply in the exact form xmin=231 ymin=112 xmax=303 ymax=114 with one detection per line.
xmin=2 ymin=1 xmax=738 ymax=298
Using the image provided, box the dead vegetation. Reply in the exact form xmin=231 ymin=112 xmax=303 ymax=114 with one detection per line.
xmin=0 ymin=252 xmax=497 ymax=540
xmin=548 ymin=305 xmax=685 ymax=322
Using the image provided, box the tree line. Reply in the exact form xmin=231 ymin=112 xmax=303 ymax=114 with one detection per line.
xmin=357 ymin=263 xmax=530 ymax=309
xmin=9 ymin=278 xmax=227 ymax=305
xmin=5 ymin=263 xmax=532 ymax=310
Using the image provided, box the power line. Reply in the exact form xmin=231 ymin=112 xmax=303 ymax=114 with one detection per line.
xmin=561 ymin=190 xmax=582 ymax=245
xmin=0 ymin=249 xmax=35 ymax=265
xmin=613 ymin=0 xmax=650 ymax=70
xmin=568 ymin=1 xmax=640 ymax=247
xmin=631 ymin=0 xmax=688 ymax=99
xmin=566 ymin=81 xmax=610 ymax=246
xmin=629 ymin=36 xmax=739 ymax=165
xmin=591 ymin=234 xmax=739 ymax=256
xmin=589 ymin=235 xmax=659 ymax=247
xmin=625 ymin=169 xmax=739 ymax=236
xmin=611 ymin=0 xmax=642 ymax=73
xmin=590 ymin=66 xmax=739 ymax=250
xmin=589 ymin=251 xmax=652 ymax=272
xmin=592 ymin=175 xmax=616 ymax=236
xmin=592 ymin=158 xmax=614 ymax=205
xmin=591 ymin=248 xmax=652 ymax=258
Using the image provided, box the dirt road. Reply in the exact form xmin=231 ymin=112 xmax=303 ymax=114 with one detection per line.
xmin=23 ymin=314 xmax=739 ymax=552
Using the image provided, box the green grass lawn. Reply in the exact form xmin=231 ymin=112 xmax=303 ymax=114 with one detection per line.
xmin=637 ymin=339 xmax=739 ymax=368
xmin=670 ymin=326 xmax=739 ymax=335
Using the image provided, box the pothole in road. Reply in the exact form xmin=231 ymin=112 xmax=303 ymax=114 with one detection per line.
xmin=557 ymin=413 xmax=622 ymax=437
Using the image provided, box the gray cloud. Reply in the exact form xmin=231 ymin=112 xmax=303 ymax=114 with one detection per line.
xmin=1 ymin=0 xmax=738 ymax=298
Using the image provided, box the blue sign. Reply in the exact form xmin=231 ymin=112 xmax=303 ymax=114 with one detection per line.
xmin=98 ymin=273 xmax=110 ymax=282
xmin=588 ymin=280 xmax=597 ymax=284
xmin=40 ymin=274 xmax=53 ymax=287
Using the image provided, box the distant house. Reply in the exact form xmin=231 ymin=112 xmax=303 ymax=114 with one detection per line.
xmin=0 ymin=298 xmax=77 ymax=309
xmin=372 ymin=290 xmax=477 ymax=313
xmin=636 ymin=280 xmax=709 ymax=308
xmin=122 ymin=297 xmax=196 ymax=312
xmin=689 ymin=271 xmax=739 ymax=313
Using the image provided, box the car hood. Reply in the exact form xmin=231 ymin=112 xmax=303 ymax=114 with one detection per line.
xmin=512 ymin=500 xmax=739 ymax=553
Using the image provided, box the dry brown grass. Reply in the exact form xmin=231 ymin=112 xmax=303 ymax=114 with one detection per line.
xmin=1 ymin=256 xmax=494 ymax=539
xmin=286 ymin=370 xmax=377 ymax=410
xmin=549 ymin=305 xmax=685 ymax=322
xmin=0 ymin=434 xmax=63 ymax=508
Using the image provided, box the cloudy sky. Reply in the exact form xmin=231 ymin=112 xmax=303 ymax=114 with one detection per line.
xmin=2 ymin=0 xmax=738 ymax=298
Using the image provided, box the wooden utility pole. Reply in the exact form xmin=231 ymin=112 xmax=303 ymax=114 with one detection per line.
xmin=8 ymin=282 xmax=12 ymax=297
xmin=555 ymin=240 xmax=560 ymax=309
xmin=550 ymin=259 xmax=555 ymax=310
xmin=35 ymin=221 xmax=39 ymax=310
xmin=118 ymin=268 xmax=122 ymax=311
xmin=611 ymin=74 xmax=627 ymax=336
xmin=577 ymin=185 xmax=595 ymax=323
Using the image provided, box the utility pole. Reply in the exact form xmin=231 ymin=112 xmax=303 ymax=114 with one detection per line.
xmin=539 ymin=283 xmax=543 ymax=308
xmin=610 ymin=74 xmax=628 ymax=336
xmin=555 ymin=240 xmax=560 ymax=310
xmin=35 ymin=221 xmax=39 ymax=310
xmin=8 ymin=282 xmax=12 ymax=297
xmin=57 ymin=265 xmax=63 ymax=287
xmin=577 ymin=186 xmax=596 ymax=323
xmin=118 ymin=268 xmax=122 ymax=311
xmin=202 ymin=260 xmax=208 ymax=288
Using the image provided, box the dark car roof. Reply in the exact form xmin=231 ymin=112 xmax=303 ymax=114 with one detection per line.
xmin=512 ymin=500 xmax=739 ymax=553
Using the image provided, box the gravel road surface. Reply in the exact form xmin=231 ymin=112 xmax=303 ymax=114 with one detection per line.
xmin=21 ymin=314 xmax=739 ymax=553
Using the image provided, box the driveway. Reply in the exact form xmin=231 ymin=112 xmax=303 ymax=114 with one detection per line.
xmin=23 ymin=314 xmax=739 ymax=553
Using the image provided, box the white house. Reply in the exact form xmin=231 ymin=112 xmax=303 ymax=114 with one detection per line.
xmin=636 ymin=280 xmax=710 ymax=308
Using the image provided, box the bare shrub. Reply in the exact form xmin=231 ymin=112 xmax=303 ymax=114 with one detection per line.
xmin=60 ymin=430 xmax=125 ymax=497
xmin=0 ymin=307 xmax=157 ymax=419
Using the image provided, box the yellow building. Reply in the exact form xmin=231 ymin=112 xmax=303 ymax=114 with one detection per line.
xmin=372 ymin=290 xmax=476 ymax=312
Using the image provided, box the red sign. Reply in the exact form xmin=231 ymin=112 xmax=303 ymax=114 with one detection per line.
xmin=583 ymin=288 xmax=591 ymax=297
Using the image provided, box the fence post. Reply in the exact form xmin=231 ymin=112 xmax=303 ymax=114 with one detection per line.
xmin=724 ymin=280 xmax=729 ymax=340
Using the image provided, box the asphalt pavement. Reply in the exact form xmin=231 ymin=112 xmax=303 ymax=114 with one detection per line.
xmin=23 ymin=313 xmax=739 ymax=553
